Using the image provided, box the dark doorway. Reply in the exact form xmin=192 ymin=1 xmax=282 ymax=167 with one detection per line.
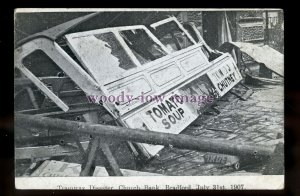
xmin=202 ymin=11 xmax=221 ymax=49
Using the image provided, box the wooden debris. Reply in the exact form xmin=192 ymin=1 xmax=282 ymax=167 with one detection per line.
xmin=30 ymin=160 xmax=161 ymax=177
xmin=206 ymin=128 xmax=235 ymax=133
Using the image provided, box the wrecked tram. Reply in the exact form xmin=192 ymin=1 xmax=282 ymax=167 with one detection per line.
xmin=14 ymin=13 xmax=247 ymax=172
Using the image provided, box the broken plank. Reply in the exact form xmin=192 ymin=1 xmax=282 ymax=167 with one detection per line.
xmin=15 ymin=144 xmax=79 ymax=160
xmin=229 ymin=91 xmax=247 ymax=101
xmin=14 ymin=76 xmax=72 ymax=87
xmin=15 ymin=141 xmax=89 ymax=160
xmin=30 ymin=160 xmax=161 ymax=177
xmin=224 ymin=170 xmax=262 ymax=176
xmin=15 ymin=134 xmax=75 ymax=147
xmin=206 ymin=128 xmax=235 ymax=133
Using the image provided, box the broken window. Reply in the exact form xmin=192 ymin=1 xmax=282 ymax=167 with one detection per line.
xmin=119 ymin=29 xmax=167 ymax=65
xmin=66 ymin=32 xmax=139 ymax=84
xmin=94 ymin=32 xmax=136 ymax=70
xmin=152 ymin=21 xmax=194 ymax=52
xmin=183 ymin=23 xmax=200 ymax=43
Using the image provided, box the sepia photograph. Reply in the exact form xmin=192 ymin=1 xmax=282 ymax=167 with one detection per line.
xmin=14 ymin=8 xmax=284 ymax=190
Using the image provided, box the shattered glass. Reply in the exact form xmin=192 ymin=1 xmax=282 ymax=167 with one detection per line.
xmin=152 ymin=21 xmax=193 ymax=52
xmin=120 ymin=29 xmax=167 ymax=65
xmin=94 ymin=32 xmax=136 ymax=70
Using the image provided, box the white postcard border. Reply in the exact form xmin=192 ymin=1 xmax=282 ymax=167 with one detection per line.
xmin=15 ymin=175 xmax=284 ymax=190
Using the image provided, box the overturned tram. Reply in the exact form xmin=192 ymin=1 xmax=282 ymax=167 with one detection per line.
xmin=14 ymin=12 xmax=280 ymax=177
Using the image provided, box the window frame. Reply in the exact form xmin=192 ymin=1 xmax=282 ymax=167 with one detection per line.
xmin=150 ymin=16 xmax=197 ymax=47
xmin=65 ymin=25 xmax=172 ymax=70
xmin=15 ymin=37 xmax=103 ymax=112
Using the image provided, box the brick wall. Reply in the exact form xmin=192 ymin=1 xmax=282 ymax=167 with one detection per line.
xmin=177 ymin=12 xmax=202 ymax=26
xmin=236 ymin=11 xmax=265 ymax=44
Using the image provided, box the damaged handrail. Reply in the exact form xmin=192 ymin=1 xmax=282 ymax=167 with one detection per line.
xmin=15 ymin=113 xmax=276 ymax=158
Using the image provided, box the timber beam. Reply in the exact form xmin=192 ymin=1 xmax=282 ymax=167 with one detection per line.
xmin=15 ymin=113 xmax=276 ymax=159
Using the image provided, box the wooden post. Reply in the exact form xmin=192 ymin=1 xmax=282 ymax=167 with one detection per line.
xmin=80 ymin=136 xmax=100 ymax=176
xmin=82 ymin=112 xmax=123 ymax=176
xmin=265 ymin=10 xmax=269 ymax=45
xmin=98 ymin=139 xmax=123 ymax=176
